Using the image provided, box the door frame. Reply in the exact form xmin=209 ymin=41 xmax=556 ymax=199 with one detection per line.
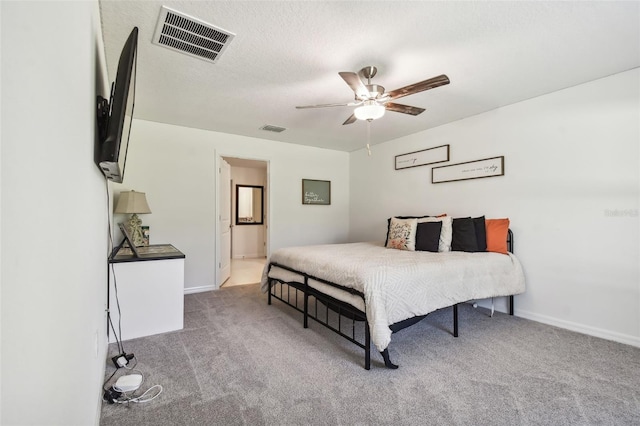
xmin=215 ymin=153 xmax=270 ymax=289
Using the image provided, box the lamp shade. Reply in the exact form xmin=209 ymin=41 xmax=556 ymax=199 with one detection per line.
xmin=354 ymin=102 xmax=385 ymax=121
xmin=114 ymin=190 xmax=151 ymax=214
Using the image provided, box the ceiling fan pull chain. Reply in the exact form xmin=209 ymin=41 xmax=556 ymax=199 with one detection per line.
xmin=366 ymin=121 xmax=372 ymax=156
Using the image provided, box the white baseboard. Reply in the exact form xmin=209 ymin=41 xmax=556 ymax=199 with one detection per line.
xmin=184 ymin=284 xmax=217 ymax=295
xmin=470 ymin=297 xmax=639 ymax=348
xmin=516 ymin=308 xmax=640 ymax=348
xmin=232 ymin=253 xmax=264 ymax=259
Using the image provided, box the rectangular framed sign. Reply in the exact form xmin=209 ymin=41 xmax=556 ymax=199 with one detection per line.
xmin=432 ymin=156 xmax=504 ymax=184
xmin=395 ymin=144 xmax=450 ymax=170
xmin=302 ymin=179 xmax=331 ymax=205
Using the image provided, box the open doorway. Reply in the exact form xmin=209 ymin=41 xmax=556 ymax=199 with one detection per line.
xmin=219 ymin=156 xmax=268 ymax=287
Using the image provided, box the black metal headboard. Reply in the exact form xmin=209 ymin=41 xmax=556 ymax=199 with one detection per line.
xmin=507 ymin=229 xmax=514 ymax=253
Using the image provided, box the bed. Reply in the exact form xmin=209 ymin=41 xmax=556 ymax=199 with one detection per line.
xmin=260 ymin=229 xmax=525 ymax=369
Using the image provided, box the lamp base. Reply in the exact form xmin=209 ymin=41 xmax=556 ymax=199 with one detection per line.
xmin=127 ymin=213 xmax=145 ymax=247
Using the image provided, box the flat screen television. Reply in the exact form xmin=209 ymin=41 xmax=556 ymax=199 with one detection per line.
xmin=96 ymin=27 xmax=138 ymax=183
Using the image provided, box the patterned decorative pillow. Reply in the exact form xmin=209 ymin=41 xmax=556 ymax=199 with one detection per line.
xmin=384 ymin=215 xmax=430 ymax=246
xmin=385 ymin=218 xmax=418 ymax=251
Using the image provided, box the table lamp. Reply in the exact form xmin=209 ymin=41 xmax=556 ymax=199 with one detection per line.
xmin=115 ymin=190 xmax=151 ymax=247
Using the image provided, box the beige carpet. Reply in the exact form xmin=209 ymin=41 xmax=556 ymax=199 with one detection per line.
xmin=101 ymin=284 xmax=640 ymax=425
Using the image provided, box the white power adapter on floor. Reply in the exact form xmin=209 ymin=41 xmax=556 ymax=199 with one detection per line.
xmin=113 ymin=374 xmax=143 ymax=393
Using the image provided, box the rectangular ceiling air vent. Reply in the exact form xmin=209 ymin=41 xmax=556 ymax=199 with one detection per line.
xmin=260 ymin=125 xmax=287 ymax=133
xmin=153 ymin=6 xmax=235 ymax=64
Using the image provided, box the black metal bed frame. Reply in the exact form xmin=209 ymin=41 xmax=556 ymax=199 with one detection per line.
xmin=267 ymin=230 xmax=515 ymax=370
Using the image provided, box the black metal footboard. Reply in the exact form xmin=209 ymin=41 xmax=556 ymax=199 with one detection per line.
xmin=267 ymin=262 xmax=465 ymax=370
xmin=267 ymin=263 xmax=373 ymax=369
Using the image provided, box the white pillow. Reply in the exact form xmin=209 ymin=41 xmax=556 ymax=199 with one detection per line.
xmin=418 ymin=216 xmax=453 ymax=252
xmin=386 ymin=217 xmax=418 ymax=251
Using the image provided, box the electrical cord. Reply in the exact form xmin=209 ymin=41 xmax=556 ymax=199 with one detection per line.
xmin=108 ymin=264 xmax=125 ymax=355
xmin=102 ymin=365 xmax=123 ymax=404
xmin=102 ymin=368 xmax=119 ymax=392
xmin=122 ymin=355 xmax=138 ymax=370
xmin=105 ymin=178 xmax=126 ymax=356
xmin=107 ymin=312 xmax=123 ymax=355
xmin=114 ymin=385 xmax=163 ymax=404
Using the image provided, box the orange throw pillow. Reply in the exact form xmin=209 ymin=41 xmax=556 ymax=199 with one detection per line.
xmin=485 ymin=218 xmax=510 ymax=254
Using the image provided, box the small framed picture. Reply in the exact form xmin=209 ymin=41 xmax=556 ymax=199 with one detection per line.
xmin=302 ymin=179 xmax=331 ymax=205
xmin=118 ymin=223 xmax=140 ymax=257
xmin=141 ymin=226 xmax=150 ymax=246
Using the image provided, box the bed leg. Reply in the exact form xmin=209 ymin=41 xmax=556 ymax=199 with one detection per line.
xmin=267 ymin=280 xmax=272 ymax=305
xmin=365 ymin=321 xmax=371 ymax=370
xmin=303 ymin=291 xmax=309 ymax=329
xmin=509 ymin=295 xmax=514 ymax=316
xmin=380 ymin=349 xmax=399 ymax=369
xmin=453 ymin=303 xmax=459 ymax=337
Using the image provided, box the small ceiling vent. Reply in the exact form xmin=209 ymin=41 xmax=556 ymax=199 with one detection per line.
xmin=153 ymin=6 xmax=235 ymax=64
xmin=260 ymin=125 xmax=287 ymax=133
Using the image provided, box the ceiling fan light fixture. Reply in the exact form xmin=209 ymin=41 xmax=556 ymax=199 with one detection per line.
xmin=354 ymin=101 xmax=385 ymax=121
xmin=296 ymin=66 xmax=450 ymax=126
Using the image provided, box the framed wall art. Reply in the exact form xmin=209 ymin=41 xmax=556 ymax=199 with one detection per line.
xmin=302 ymin=179 xmax=331 ymax=205
xmin=395 ymin=144 xmax=449 ymax=170
xmin=117 ymin=222 xmax=140 ymax=257
xmin=432 ymin=156 xmax=504 ymax=184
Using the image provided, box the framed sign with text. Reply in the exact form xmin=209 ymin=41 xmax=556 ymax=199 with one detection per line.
xmin=432 ymin=156 xmax=504 ymax=184
xmin=302 ymin=179 xmax=331 ymax=205
xmin=395 ymin=144 xmax=449 ymax=170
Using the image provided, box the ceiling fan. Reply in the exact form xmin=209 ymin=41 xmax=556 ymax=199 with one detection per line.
xmin=296 ymin=66 xmax=450 ymax=125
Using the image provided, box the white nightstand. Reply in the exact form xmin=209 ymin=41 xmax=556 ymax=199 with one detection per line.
xmin=108 ymin=244 xmax=185 ymax=342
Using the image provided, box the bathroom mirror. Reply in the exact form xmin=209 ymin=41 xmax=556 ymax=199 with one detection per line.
xmin=236 ymin=185 xmax=264 ymax=225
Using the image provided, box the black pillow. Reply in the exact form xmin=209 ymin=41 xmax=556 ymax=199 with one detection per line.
xmin=451 ymin=217 xmax=479 ymax=252
xmin=415 ymin=221 xmax=442 ymax=252
xmin=473 ymin=216 xmax=487 ymax=251
xmin=385 ymin=215 xmax=431 ymax=246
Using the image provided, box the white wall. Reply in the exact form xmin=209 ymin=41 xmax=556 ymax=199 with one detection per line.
xmin=1 ymin=1 xmax=109 ymax=424
xmin=116 ymin=120 xmax=350 ymax=292
xmin=350 ymin=69 xmax=640 ymax=347
xmin=230 ymin=166 xmax=267 ymax=259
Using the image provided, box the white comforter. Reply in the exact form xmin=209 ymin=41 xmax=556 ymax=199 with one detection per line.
xmin=261 ymin=242 xmax=526 ymax=352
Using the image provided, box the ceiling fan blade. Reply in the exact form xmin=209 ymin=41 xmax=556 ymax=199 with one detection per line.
xmin=296 ymin=101 xmax=361 ymax=109
xmin=387 ymin=74 xmax=450 ymax=100
xmin=342 ymin=114 xmax=357 ymax=125
xmin=385 ymin=102 xmax=425 ymax=116
xmin=339 ymin=72 xmax=369 ymax=100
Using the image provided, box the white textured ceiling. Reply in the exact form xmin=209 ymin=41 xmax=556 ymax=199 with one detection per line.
xmin=99 ymin=1 xmax=640 ymax=152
